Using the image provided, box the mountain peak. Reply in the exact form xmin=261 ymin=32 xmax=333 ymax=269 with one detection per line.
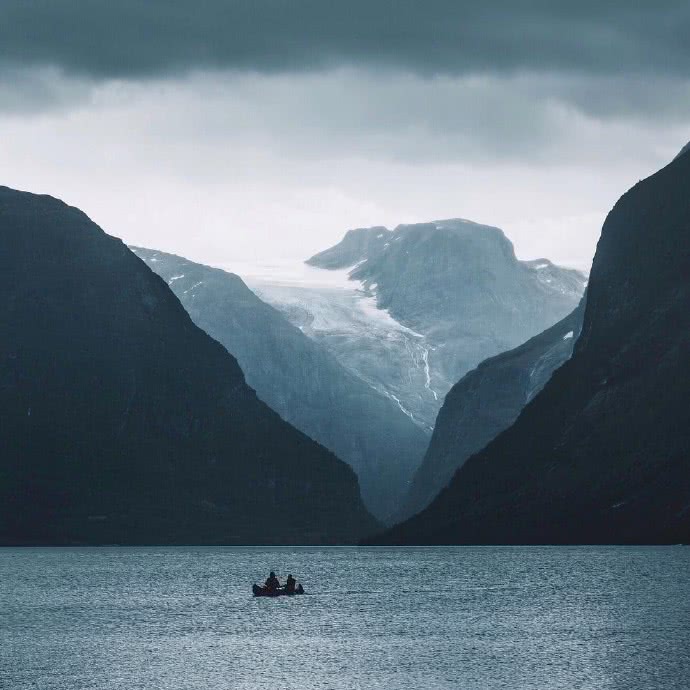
xmin=303 ymin=216 xmax=585 ymax=428
xmin=674 ymin=141 xmax=690 ymax=160
xmin=306 ymin=226 xmax=391 ymax=269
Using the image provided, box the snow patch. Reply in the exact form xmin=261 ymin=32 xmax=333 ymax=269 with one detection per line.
xmin=233 ymin=257 xmax=438 ymax=429
xmin=563 ymin=331 xmax=574 ymax=340
xmin=168 ymin=274 xmax=185 ymax=285
xmin=421 ymin=347 xmax=438 ymax=400
xmin=382 ymin=390 xmax=418 ymax=424
xmin=356 ymin=293 xmax=423 ymax=337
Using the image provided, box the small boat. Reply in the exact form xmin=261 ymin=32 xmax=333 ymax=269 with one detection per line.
xmin=253 ymin=583 xmax=305 ymax=597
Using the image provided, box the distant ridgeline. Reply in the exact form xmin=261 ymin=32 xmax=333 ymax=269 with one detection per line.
xmin=306 ymin=219 xmax=587 ymax=429
xmin=0 ymin=187 xmax=377 ymax=545
xmin=131 ymin=247 xmax=429 ymax=522
xmin=372 ymin=147 xmax=690 ymax=545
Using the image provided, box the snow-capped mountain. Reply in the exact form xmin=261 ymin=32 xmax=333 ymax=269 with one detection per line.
xmin=288 ymin=219 xmax=588 ymax=428
xmin=243 ymin=261 xmax=439 ymax=430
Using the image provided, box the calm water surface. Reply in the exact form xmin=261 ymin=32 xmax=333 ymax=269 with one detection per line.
xmin=2 ymin=546 xmax=689 ymax=689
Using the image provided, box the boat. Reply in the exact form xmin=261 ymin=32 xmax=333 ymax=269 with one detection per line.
xmin=253 ymin=583 xmax=305 ymax=597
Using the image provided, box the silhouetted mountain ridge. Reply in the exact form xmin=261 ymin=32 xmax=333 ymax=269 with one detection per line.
xmin=0 ymin=186 xmax=377 ymax=545
xmin=372 ymin=151 xmax=690 ymax=544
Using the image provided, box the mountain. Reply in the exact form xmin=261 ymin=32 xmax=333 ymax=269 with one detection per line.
xmin=372 ymin=151 xmax=690 ymax=545
xmin=398 ymin=300 xmax=585 ymax=521
xmin=303 ymin=219 xmax=587 ymax=427
xmin=249 ymin=266 xmax=441 ymax=431
xmin=306 ymin=226 xmax=390 ymax=269
xmin=675 ymin=141 xmax=690 ymax=160
xmin=130 ymin=248 xmax=428 ymax=521
xmin=0 ymin=187 xmax=377 ymax=545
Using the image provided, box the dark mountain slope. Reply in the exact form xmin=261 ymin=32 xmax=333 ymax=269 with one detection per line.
xmin=0 ymin=187 xmax=377 ymax=545
xmin=373 ymin=151 xmax=690 ymax=545
xmin=675 ymin=141 xmax=690 ymax=160
xmin=131 ymin=247 xmax=428 ymax=521
xmin=399 ymin=301 xmax=585 ymax=521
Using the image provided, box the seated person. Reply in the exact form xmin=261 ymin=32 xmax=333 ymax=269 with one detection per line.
xmin=264 ymin=571 xmax=280 ymax=592
xmin=285 ymin=574 xmax=296 ymax=593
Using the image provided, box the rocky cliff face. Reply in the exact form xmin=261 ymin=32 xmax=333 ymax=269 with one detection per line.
xmin=305 ymin=219 xmax=586 ymax=427
xmin=132 ymin=247 xmax=428 ymax=521
xmin=373 ymin=152 xmax=690 ymax=545
xmin=0 ymin=187 xmax=377 ymax=545
xmin=398 ymin=301 xmax=585 ymax=521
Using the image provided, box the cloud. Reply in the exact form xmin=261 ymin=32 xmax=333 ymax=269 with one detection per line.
xmin=3 ymin=68 xmax=688 ymax=162
xmin=0 ymin=65 xmax=94 ymax=113
xmin=0 ymin=3 xmax=687 ymax=274
xmin=1 ymin=68 xmax=683 ymax=273
xmin=1 ymin=1 xmax=689 ymax=80
xmin=2 ymin=2 xmax=689 ymax=133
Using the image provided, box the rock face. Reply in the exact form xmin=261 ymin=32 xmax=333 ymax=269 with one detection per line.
xmin=373 ymin=152 xmax=690 ymax=545
xmin=305 ymin=219 xmax=586 ymax=427
xmin=0 ymin=187 xmax=377 ymax=545
xmin=131 ymin=248 xmax=428 ymax=521
xmin=398 ymin=301 xmax=585 ymax=521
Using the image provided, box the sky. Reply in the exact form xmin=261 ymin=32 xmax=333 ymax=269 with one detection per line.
xmin=0 ymin=2 xmax=689 ymax=271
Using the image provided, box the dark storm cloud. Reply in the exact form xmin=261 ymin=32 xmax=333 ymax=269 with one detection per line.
xmin=1 ymin=1 xmax=689 ymax=79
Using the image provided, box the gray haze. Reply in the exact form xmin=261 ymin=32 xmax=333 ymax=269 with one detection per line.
xmin=0 ymin=2 xmax=688 ymax=269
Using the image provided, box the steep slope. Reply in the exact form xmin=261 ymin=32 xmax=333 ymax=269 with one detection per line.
xmin=374 ymin=151 xmax=690 ymax=545
xmin=0 ymin=187 xmax=377 ymax=545
xmin=306 ymin=226 xmax=391 ymax=269
xmin=250 ymin=268 xmax=440 ymax=430
xmin=131 ymin=248 xmax=428 ymax=520
xmin=399 ymin=301 xmax=585 ymax=521
xmin=304 ymin=219 xmax=586 ymax=426
xmin=675 ymin=142 xmax=690 ymax=160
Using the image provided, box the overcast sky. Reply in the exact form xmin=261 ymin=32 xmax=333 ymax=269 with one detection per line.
xmin=1 ymin=2 xmax=688 ymax=271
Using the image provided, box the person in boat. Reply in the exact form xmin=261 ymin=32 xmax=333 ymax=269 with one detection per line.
xmin=264 ymin=571 xmax=280 ymax=592
xmin=285 ymin=574 xmax=296 ymax=594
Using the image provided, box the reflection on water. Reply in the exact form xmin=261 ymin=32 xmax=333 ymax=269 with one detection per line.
xmin=2 ymin=546 xmax=689 ymax=689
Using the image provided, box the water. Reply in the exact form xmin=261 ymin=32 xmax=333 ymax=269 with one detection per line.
xmin=2 ymin=547 xmax=689 ymax=689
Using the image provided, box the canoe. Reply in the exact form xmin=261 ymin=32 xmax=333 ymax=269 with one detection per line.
xmin=253 ymin=584 xmax=305 ymax=597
